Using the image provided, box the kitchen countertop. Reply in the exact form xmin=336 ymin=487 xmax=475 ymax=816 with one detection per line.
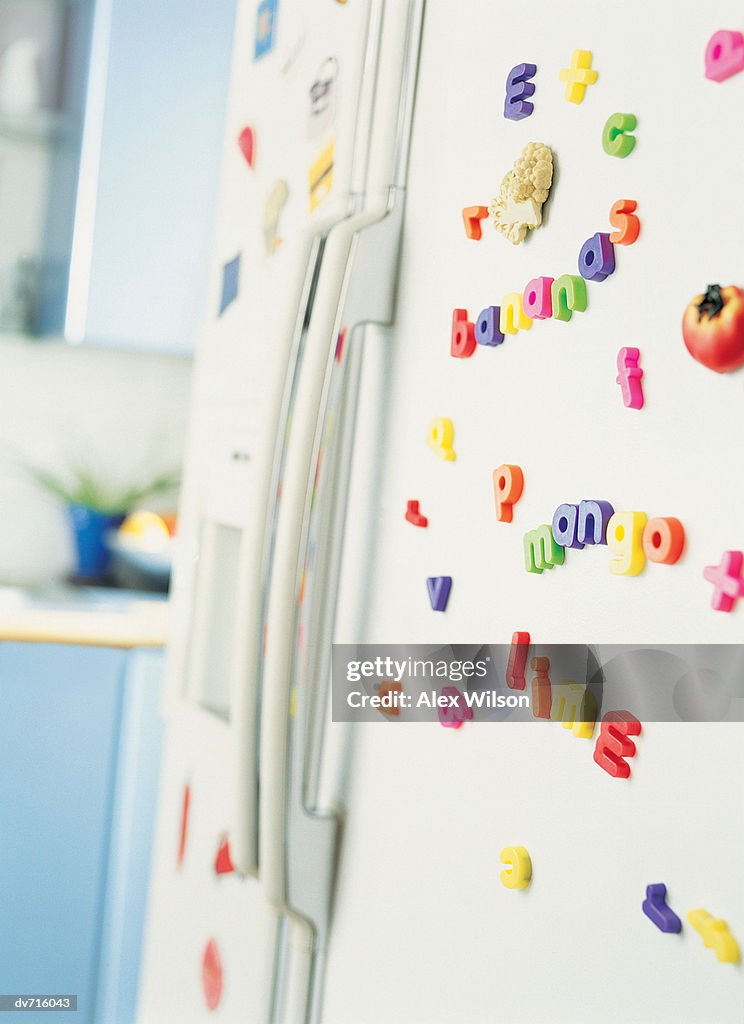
xmin=0 ymin=585 xmax=170 ymax=649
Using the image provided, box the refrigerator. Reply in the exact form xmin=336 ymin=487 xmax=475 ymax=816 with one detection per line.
xmin=138 ymin=2 xmax=744 ymax=1022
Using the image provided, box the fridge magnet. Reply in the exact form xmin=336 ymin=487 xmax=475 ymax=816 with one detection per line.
xmin=524 ymin=525 xmax=565 ymax=574
xmin=523 ymin=277 xmax=553 ymax=319
xmin=592 ymin=711 xmax=641 ymax=779
xmin=499 ymin=846 xmax=532 ymax=890
xmin=703 ymin=550 xmax=744 ymax=612
xmin=643 ymin=518 xmax=685 ymax=564
xmin=616 ymin=347 xmax=644 ymax=409
xmin=462 ymin=205 xmax=489 ymax=240
xmin=427 ymin=417 xmax=456 ymax=461
xmin=506 ymin=631 xmax=530 ymax=690
xmin=682 ymin=284 xmax=744 ymax=373
xmin=476 ymin=305 xmax=505 ymax=347
xmin=493 ymin=464 xmax=524 ymax=523
xmin=578 ymin=232 xmax=616 ymax=282
xmin=309 ymin=140 xmax=335 ymax=211
xmin=642 ymin=884 xmax=682 ymax=933
xmin=531 ymin=657 xmax=552 ymax=718
xmin=609 ymin=198 xmax=641 ymax=245
xmin=405 ymin=500 xmax=428 ymax=527
xmin=489 ymin=142 xmax=554 ymax=245
xmin=551 ymin=274 xmax=587 ymax=321
xmin=176 ymin=783 xmax=190 ymax=868
xmin=607 ymin=511 xmax=646 ymax=575
xmin=687 ymin=910 xmax=740 ymax=963
xmin=308 ymin=57 xmax=338 ymax=137
xmin=219 ymin=254 xmax=241 ymax=315
xmin=602 ymin=112 xmax=637 ymax=158
xmin=202 ymin=938 xmax=224 ymax=1010
xmin=426 ymin=575 xmax=452 ymax=612
xmin=214 ymin=837 xmax=234 ymax=875
xmin=377 ymin=681 xmax=403 ymax=717
xmin=451 ymin=308 xmax=476 ymax=357
xmin=500 ymin=292 xmax=533 ymax=334
xmin=237 ymin=125 xmax=257 ymax=169
xmin=438 ymin=685 xmax=473 ymax=728
xmin=254 ymin=0 xmax=278 ymax=60
xmin=263 ymin=180 xmax=289 ymax=255
xmin=559 ymin=49 xmax=598 ymax=103
xmin=504 ymin=62 xmax=536 ymax=121
xmin=705 ymin=30 xmax=744 ymax=82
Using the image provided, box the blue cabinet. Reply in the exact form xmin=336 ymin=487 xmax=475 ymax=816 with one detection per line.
xmin=0 ymin=643 xmax=163 ymax=1023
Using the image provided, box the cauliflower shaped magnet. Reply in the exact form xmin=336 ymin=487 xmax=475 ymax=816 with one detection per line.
xmin=489 ymin=143 xmax=554 ymax=245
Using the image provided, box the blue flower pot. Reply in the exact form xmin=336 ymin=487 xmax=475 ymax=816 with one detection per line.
xmin=67 ymin=505 xmax=125 ymax=580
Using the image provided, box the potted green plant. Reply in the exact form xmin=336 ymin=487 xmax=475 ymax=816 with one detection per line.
xmin=27 ymin=465 xmax=180 ymax=582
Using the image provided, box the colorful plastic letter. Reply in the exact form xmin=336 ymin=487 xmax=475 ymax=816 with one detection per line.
xmin=609 ymin=199 xmax=640 ymax=245
xmin=476 ymin=306 xmax=505 ymax=347
xmin=603 ymin=113 xmax=637 ymax=158
xmin=552 ymin=682 xmax=596 ymax=738
xmin=500 ymin=293 xmax=532 ymax=335
xmin=462 ymin=205 xmax=489 ymax=240
xmin=451 ymin=308 xmax=476 ymax=358
xmin=705 ymin=30 xmax=744 ymax=82
xmin=428 ymin=418 xmax=456 ymax=461
xmin=551 ymin=275 xmax=587 ymax=321
xmin=552 ymin=503 xmax=583 ymax=550
xmin=504 ymin=62 xmax=536 ymax=120
xmin=559 ymin=49 xmax=598 ymax=103
xmin=219 ymin=255 xmax=241 ymax=315
xmin=643 ymin=884 xmax=682 ymax=933
xmin=607 ymin=511 xmax=647 ymax=575
xmin=215 ymin=837 xmax=234 ymax=875
xmin=643 ymin=517 xmax=685 ymax=564
xmin=493 ymin=464 xmax=524 ymax=522
xmin=438 ymin=685 xmax=473 ymax=728
xmin=405 ymin=500 xmax=428 ymax=528
xmin=427 ymin=576 xmax=452 ymax=612
xmin=237 ymin=125 xmax=256 ymax=168
xmin=531 ymin=657 xmax=552 ymax=719
xmin=523 ymin=277 xmax=554 ymax=319
xmin=506 ymin=631 xmax=530 ymax=690
xmin=593 ymin=711 xmax=641 ymax=778
xmin=688 ymin=910 xmax=740 ymax=963
xmin=499 ymin=846 xmax=532 ymax=889
xmin=616 ymin=347 xmax=644 ymax=409
xmin=703 ymin=551 xmax=744 ymax=612
xmin=378 ymin=680 xmax=403 ymax=717
xmin=524 ymin=526 xmax=565 ymax=573
xmin=578 ymin=232 xmax=616 ymax=282
xmin=578 ymin=499 xmax=615 ymax=546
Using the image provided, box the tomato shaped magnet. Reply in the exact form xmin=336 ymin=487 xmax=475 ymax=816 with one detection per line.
xmin=682 ymin=284 xmax=744 ymax=373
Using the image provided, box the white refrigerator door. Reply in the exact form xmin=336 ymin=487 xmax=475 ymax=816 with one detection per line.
xmin=321 ymin=2 xmax=744 ymax=1022
xmin=137 ymin=1 xmax=382 ymax=1020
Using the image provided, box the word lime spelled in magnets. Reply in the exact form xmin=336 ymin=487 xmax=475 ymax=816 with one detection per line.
xmin=593 ymin=711 xmax=642 ymax=779
xmin=559 ymin=49 xmax=598 ymax=103
xmin=703 ymin=550 xmax=744 ymax=611
xmin=504 ymin=62 xmax=536 ymax=120
xmin=705 ymin=30 xmax=744 ymax=82
xmin=427 ymin=576 xmax=452 ymax=612
xmin=405 ymin=500 xmax=428 ymax=528
xmin=493 ymin=464 xmax=524 ymax=522
xmin=616 ymin=347 xmax=644 ymax=409
xmin=500 ymin=846 xmax=532 ymax=890
xmin=643 ymin=884 xmax=682 ymax=933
